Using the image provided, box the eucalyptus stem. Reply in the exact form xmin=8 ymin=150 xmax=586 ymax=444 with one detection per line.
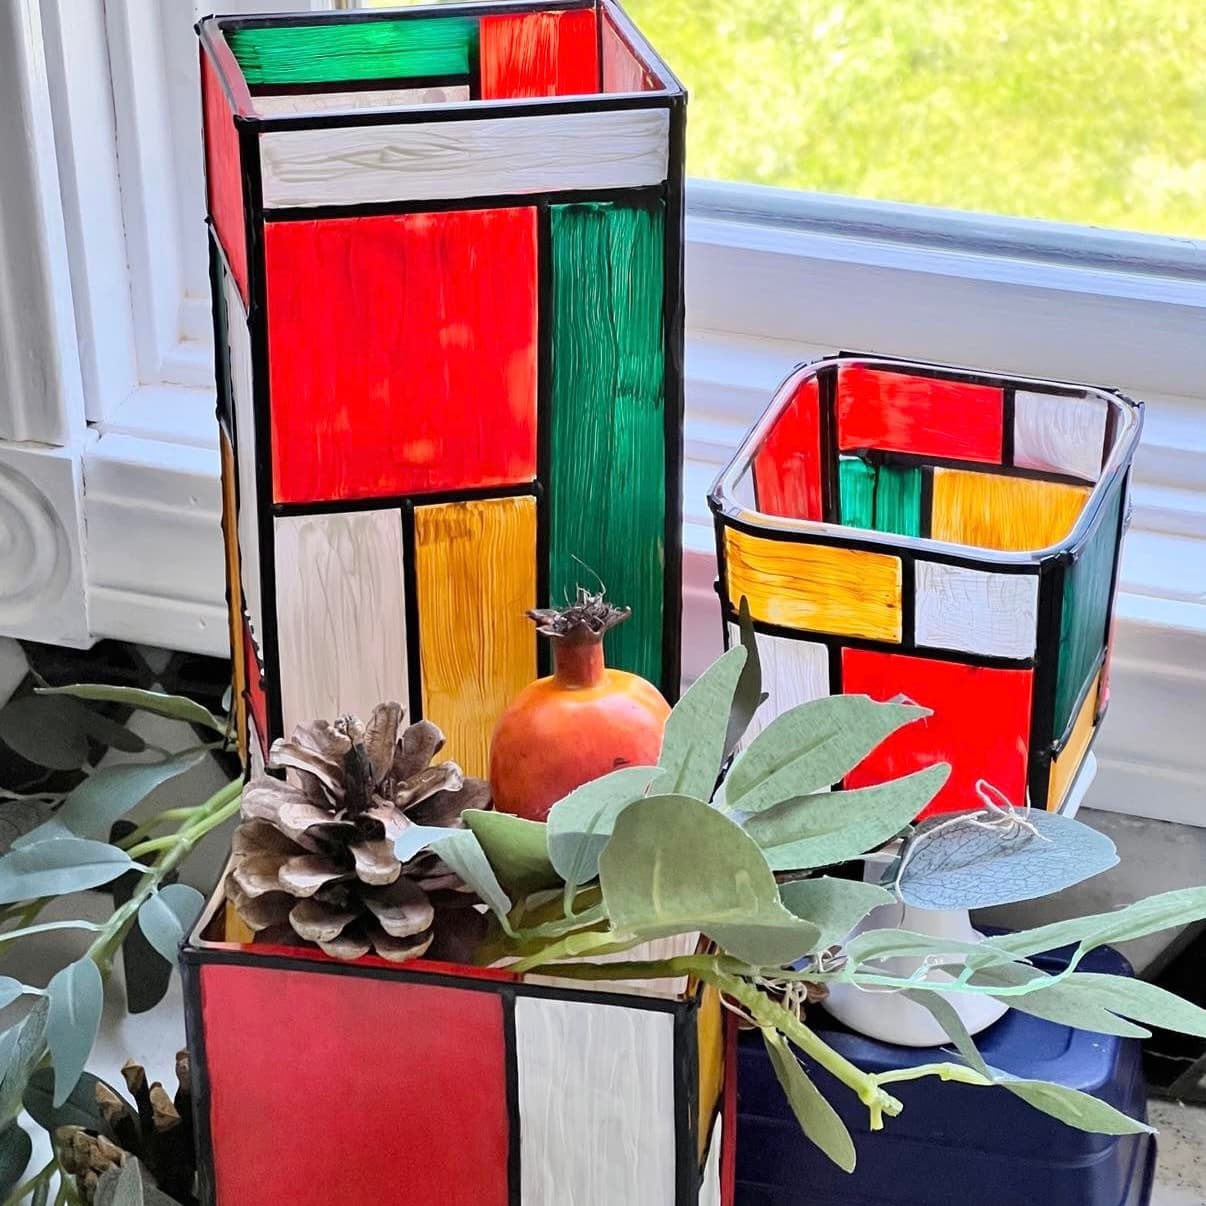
xmin=2 ymin=1159 xmax=55 ymax=1206
xmin=873 ymin=1061 xmax=993 ymax=1089
xmin=516 ymin=954 xmax=904 ymax=1128
xmin=86 ymin=778 xmax=242 ymax=974
xmin=0 ymin=920 xmax=104 ymax=945
xmin=117 ymin=807 xmax=202 ymax=849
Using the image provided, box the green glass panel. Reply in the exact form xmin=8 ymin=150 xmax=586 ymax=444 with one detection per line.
xmin=1054 ymin=484 xmax=1122 ymax=736
xmin=838 ymin=457 xmax=876 ymax=529
xmin=838 ymin=459 xmax=921 ymax=536
xmin=226 ymin=18 xmax=477 ymax=86
xmin=875 ymin=464 xmax=923 ymax=537
xmin=548 ymin=202 xmax=666 ymax=686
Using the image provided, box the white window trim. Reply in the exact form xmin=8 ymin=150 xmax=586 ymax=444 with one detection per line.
xmin=2 ymin=1 xmax=1204 ymax=825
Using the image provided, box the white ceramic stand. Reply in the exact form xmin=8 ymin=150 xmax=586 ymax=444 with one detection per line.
xmin=823 ymin=754 xmax=1099 ymax=1047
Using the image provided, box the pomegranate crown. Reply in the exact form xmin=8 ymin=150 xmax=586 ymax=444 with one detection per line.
xmin=527 ymin=588 xmax=630 ymax=641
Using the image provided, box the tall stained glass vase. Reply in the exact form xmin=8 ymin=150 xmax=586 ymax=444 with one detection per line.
xmin=200 ymin=0 xmax=686 ymax=779
xmin=711 ymin=354 xmax=1142 ymax=818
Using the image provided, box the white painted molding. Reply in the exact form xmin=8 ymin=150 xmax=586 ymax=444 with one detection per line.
xmin=0 ymin=0 xmax=85 ymax=445
xmin=0 ymin=441 xmax=89 ymax=645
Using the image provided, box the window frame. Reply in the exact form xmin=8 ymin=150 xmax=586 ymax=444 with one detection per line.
xmin=3 ymin=0 xmax=1204 ymax=824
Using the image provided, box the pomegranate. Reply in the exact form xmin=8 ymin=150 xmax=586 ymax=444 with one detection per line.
xmin=489 ymin=592 xmax=670 ymax=821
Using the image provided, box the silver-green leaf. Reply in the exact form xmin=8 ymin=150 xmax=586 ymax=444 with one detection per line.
xmin=36 ymin=684 xmax=226 ymax=735
xmin=724 ymin=597 xmax=766 ymax=759
xmin=0 ymin=838 xmax=136 ymax=904
xmin=463 ymin=811 xmax=561 ymax=896
xmin=778 ymin=877 xmax=894 ymax=953
xmin=46 ymin=958 xmax=104 ymax=1107
xmin=747 ymin=765 xmax=950 ymax=871
xmin=722 ymin=695 xmax=929 ymax=814
xmin=1001 ymin=1080 xmax=1154 ymax=1135
xmin=55 ymin=756 xmax=204 ymax=842
xmin=898 ymin=809 xmax=1118 ymax=910
xmin=429 ymin=830 xmax=513 ymax=924
xmin=762 ymin=1030 xmax=856 ymax=1172
xmin=598 ymin=794 xmax=821 ymax=967
xmin=546 ymin=765 xmax=665 ymax=891
xmin=138 ymin=884 xmax=206 ymax=965
xmin=0 ymin=998 xmax=48 ymax=1120
xmin=0 ymin=978 xmax=25 ymax=1011
xmin=968 ymin=964 xmax=1150 ymax=1038
xmin=658 ymin=645 xmax=747 ymax=800
xmin=0 ymin=1121 xmax=31 ymax=1197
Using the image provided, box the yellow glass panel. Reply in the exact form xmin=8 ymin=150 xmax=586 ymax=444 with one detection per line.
xmin=415 ymin=497 xmax=537 ymax=778
xmin=696 ymin=982 xmax=725 ymax=1162
xmin=931 ymin=469 xmax=1090 ymax=553
xmin=220 ymin=433 xmax=248 ymax=765
xmin=724 ymin=527 xmax=902 ymax=641
xmin=1047 ymin=670 xmax=1101 ymax=811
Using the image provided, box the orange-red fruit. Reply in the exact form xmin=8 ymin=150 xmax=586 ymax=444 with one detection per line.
xmin=490 ymin=618 xmax=669 ymax=823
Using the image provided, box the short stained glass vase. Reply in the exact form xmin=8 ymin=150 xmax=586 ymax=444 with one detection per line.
xmin=709 ymin=354 xmax=1143 ymax=818
xmin=182 ymin=890 xmax=735 ymax=1205
xmin=199 ymin=0 xmax=686 ymax=780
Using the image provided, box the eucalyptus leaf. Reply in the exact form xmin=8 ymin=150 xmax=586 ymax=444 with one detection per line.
xmin=393 ymin=823 xmax=461 ymax=864
xmin=899 ymin=990 xmax=994 ymax=1078
xmin=138 ymin=884 xmax=205 ymax=964
xmin=975 ymin=885 xmax=1206 ymax=967
xmin=748 ymin=765 xmax=950 ymax=872
xmin=429 ymin=830 xmax=513 ymax=924
xmin=463 ymin=811 xmax=561 ymax=896
xmin=762 ymin=1031 xmax=856 ymax=1172
xmin=0 ymin=696 xmax=91 ymax=770
xmin=0 ymin=978 xmax=25 ymax=1011
xmin=845 ymin=927 xmax=1015 ymax=968
xmin=0 ymin=1121 xmax=31 ymax=1197
xmin=658 ymin=645 xmax=747 ymax=800
xmin=724 ymin=597 xmax=766 ymax=759
xmin=778 ymin=877 xmax=894 ymax=953
xmin=546 ymin=765 xmax=665 ymax=890
xmin=898 ymin=810 xmax=1118 ymax=910
xmin=1067 ymin=972 xmax=1206 ymax=1038
xmin=36 ymin=685 xmax=225 ymax=735
xmin=968 ymin=964 xmax=1149 ymax=1038
xmin=53 ymin=757 xmax=205 ymax=842
xmin=1001 ymin=1080 xmax=1154 ymax=1135
xmin=0 ymin=998 xmax=49 ymax=1121
xmin=47 ymin=958 xmax=104 ymax=1107
xmin=12 ymin=819 xmax=74 ymax=849
xmin=722 ymin=695 xmax=929 ymax=814
xmin=76 ymin=708 xmax=147 ymax=754
xmin=23 ymin=1067 xmax=127 ymax=1136
xmin=0 ymin=838 xmax=136 ymax=904
xmin=598 ymin=794 xmax=821 ymax=967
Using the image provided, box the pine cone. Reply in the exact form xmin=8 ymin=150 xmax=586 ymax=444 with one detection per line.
xmin=56 ymin=1052 xmax=196 ymax=1205
xmin=227 ymin=702 xmax=489 ymax=962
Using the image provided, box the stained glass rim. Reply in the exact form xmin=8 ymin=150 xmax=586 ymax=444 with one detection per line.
xmin=709 ymin=354 xmax=1144 ymax=566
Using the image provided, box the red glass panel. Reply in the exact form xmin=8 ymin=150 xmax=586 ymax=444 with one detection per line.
xmin=601 ymin=9 xmax=657 ymax=92
xmin=266 ymin=208 xmax=538 ymax=504
xmin=201 ymin=53 xmax=247 ymax=303
xmin=201 ymin=962 xmax=510 ymax=1205
xmin=243 ymin=623 xmax=267 ymax=755
xmin=480 ymin=9 xmax=599 ymax=99
xmin=753 ymin=376 xmax=823 ymax=520
xmin=841 ymin=648 xmax=1033 ymax=818
xmin=837 ymin=365 xmax=1003 ymax=464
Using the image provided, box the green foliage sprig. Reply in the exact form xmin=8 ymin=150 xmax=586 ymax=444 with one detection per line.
xmin=400 ymin=615 xmax=1206 ymax=1170
xmin=0 ymin=687 xmax=240 ymax=1204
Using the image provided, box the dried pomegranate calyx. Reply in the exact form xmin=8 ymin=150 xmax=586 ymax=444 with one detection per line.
xmin=527 ymin=588 xmax=630 ymax=643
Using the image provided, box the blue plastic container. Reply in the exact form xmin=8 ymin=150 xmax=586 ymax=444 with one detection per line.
xmin=736 ymin=944 xmax=1156 ymax=1206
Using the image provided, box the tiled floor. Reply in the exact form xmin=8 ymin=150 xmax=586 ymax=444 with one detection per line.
xmin=2 ymin=635 xmax=1204 ymax=1201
